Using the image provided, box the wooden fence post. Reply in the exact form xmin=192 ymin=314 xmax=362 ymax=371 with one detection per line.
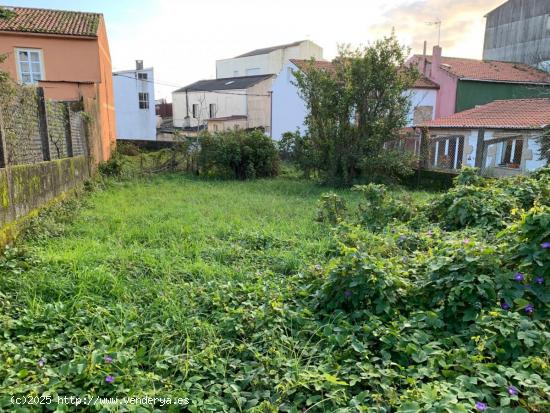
xmin=64 ymin=102 xmax=74 ymax=158
xmin=474 ymin=128 xmax=485 ymax=168
xmin=36 ymin=87 xmax=51 ymax=161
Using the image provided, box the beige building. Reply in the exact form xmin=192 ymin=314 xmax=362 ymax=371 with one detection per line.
xmin=172 ymin=74 xmax=275 ymax=134
xmin=216 ymin=40 xmax=323 ymax=79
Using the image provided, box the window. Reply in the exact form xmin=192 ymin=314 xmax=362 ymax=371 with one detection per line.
xmin=246 ymin=68 xmax=261 ymax=75
xmin=192 ymin=104 xmax=199 ymax=119
xmin=16 ymin=48 xmax=43 ymax=84
xmin=500 ymin=138 xmax=523 ymax=168
xmin=137 ymin=72 xmax=148 ymax=80
xmin=430 ymin=136 xmax=464 ymax=170
xmin=138 ymin=92 xmax=149 ymax=109
xmin=209 ymin=103 xmax=217 ymax=119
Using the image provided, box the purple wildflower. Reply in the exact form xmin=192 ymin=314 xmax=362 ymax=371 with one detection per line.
xmin=104 ymin=355 xmax=113 ymax=364
xmin=541 ymin=242 xmax=550 ymax=249
xmin=500 ymin=302 xmax=511 ymax=310
xmin=344 ymin=290 xmax=352 ymax=298
xmin=535 ymin=277 xmax=544 ymax=285
xmin=463 ymin=238 xmax=471 ymax=244
xmin=402 ymin=256 xmax=408 ymax=264
xmin=398 ymin=235 xmax=407 ymax=242
xmin=475 ymin=401 xmax=487 ymax=411
xmin=37 ymin=358 xmax=46 ymax=368
xmin=105 ymin=375 xmax=115 ymax=384
xmin=507 ymin=385 xmax=518 ymax=396
xmin=514 ymin=272 xmax=525 ymax=282
xmin=426 ymin=230 xmax=433 ymax=236
xmin=524 ymin=303 xmax=534 ymax=315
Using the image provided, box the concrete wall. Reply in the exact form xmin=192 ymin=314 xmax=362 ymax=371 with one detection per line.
xmin=483 ymin=0 xmax=550 ymax=66
xmin=216 ymin=40 xmax=323 ymax=78
xmin=406 ymin=88 xmax=438 ymax=126
xmin=113 ymin=67 xmax=156 ymax=140
xmin=0 ymin=156 xmax=89 ymax=244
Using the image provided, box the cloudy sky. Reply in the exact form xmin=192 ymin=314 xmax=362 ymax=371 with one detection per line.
xmin=7 ymin=0 xmax=505 ymax=99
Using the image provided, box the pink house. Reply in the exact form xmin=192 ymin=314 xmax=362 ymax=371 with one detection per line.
xmin=409 ymin=46 xmax=550 ymax=118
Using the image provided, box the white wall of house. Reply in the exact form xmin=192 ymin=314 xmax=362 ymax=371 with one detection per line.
xmin=429 ymin=128 xmax=547 ymax=175
xmin=406 ymin=88 xmax=438 ymax=126
xmin=272 ymin=62 xmax=307 ymax=140
xmin=271 ymin=62 xmax=438 ymax=141
xmin=113 ymin=68 xmax=156 ymax=140
xmin=172 ymin=90 xmax=247 ymax=128
xmin=216 ymin=40 xmax=323 ymax=79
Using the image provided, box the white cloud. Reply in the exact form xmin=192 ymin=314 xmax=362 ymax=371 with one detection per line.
xmin=104 ymin=0 xmax=500 ymax=100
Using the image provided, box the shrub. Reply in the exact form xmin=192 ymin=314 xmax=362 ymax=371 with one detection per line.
xmin=198 ymin=130 xmax=279 ymax=180
xmin=98 ymin=155 xmax=124 ymax=177
xmin=116 ymin=141 xmax=140 ymax=156
xmin=454 ymin=166 xmax=484 ymax=187
xmin=427 ymin=185 xmax=516 ymax=231
xmin=316 ymin=192 xmax=347 ymax=224
xmin=353 ymin=183 xmax=415 ymax=229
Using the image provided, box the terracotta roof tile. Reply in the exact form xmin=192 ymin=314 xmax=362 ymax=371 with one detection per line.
xmin=420 ymin=98 xmax=550 ymax=129
xmin=411 ymin=55 xmax=550 ymax=83
xmin=290 ymin=59 xmax=439 ymax=89
xmin=0 ymin=6 xmax=101 ymax=37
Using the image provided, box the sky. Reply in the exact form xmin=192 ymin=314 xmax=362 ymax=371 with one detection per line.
xmin=5 ymin=0 xmax=505 ymax=100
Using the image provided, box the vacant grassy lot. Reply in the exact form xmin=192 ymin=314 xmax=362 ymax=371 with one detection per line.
xmin=2 ymin=170 xmax=548 ymax=413
xmin=0 ymin=175 xmax=365 ymax=412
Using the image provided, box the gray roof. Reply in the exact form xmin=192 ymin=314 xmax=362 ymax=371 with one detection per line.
xmin=174 ymin=74 xmax=274 ymax=93
xmin=235 ymin=40 xmax=306 ymax=58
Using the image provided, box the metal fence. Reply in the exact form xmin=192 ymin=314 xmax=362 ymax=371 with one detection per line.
xmin=0 ymin=86 xmax=87 ymax=168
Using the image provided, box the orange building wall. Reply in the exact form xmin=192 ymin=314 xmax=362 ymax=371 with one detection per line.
xmin=0 ymin=20 xmax=116 ymax=161
xmin=96 ymin=17 xmax=116 ymax=160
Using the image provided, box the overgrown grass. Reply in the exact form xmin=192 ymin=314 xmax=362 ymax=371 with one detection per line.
xmin=2 ymin=170 xmax=548 ymax=413
xmin=0 ymin=174 xmax=374 ymax=412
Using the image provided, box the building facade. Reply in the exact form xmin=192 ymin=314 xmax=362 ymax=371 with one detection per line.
xmin=0 ymin=6 xmax=116 ymax=161
xmin=172 ymin=74 xmax=275 ymax=134
xmin=271 ymin=60 xmax=440 ymax=141
xmin=409 ymin=46 xmax=550 ymax=118
xmin=420 ymin=98 xmax=548 ymax=177
xmin=216 ymin=40 xmax=323 ymax=79
xmin=113 ymin=62 xmax=156 ymax=141
xmin=483 ymin=0 xmax=550 ymax=69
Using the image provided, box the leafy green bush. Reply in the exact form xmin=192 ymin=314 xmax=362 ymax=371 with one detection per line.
xmin=428 ymin=185 xmax=516 ymax=230
xmin=98 ymin=154 xmax=124 ymax=177
xmin=198 ymin=129 xmax=279 ymax=180
xmin=353 ymin=183 xmax=415 ymax=229
xmin=316 ymin=192 xmax=347 ymax=224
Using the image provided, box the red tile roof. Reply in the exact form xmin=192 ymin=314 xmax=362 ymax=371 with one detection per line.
xmin=411 ymin=55 xmax=550 ymax=84
xmin=420 ymin=99 xmax=550 ymax=130
xmin=0 ymin=6 xmax=101 ymax=37
xmin=290 ymin=59 xmax=439 ymax=89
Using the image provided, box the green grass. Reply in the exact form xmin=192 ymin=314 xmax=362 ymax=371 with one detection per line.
xmin=0 ymin=174 xmax=372 ymax=412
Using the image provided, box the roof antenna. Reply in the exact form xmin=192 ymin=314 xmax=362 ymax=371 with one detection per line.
xmin=426 ymin=19 xmax=441 ymax=46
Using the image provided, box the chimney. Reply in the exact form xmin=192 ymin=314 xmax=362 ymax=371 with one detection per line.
xmin=136 ymin=60 xmax=144 ymax=70
xmin=430 ymin=45 xmax=442 ymax=77
xmin=422 ymin=41 xmax=428 ymax=76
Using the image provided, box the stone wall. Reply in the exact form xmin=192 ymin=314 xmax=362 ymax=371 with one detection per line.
xmin=0 ymin=156 xmax=89 ymax=244
xmin=0 ymin=81 xmax=97 ymax=246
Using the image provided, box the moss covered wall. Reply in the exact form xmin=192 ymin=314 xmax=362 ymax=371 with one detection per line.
xmin=0 ymin=155 xmax=89 ymax=244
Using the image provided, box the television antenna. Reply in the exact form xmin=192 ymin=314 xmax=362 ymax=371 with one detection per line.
xmin=426 ymin=19 xmax=442 ymax=46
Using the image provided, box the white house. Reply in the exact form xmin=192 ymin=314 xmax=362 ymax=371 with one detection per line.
xmin=419 ymin=98 xmax=549 ymax=176
xmin=271 ymin=59 xmax=440 ymax=141
xmin=172 ymin=74 xmax=275 ymax=134
xmin=216 ymin=40 xmax=323 ymax=79
xmin=113 ymin=61 xmax=157 ymax=140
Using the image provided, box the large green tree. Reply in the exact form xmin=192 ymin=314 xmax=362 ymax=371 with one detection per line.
xmin=293 ymin=35 xmax=419 ymax=185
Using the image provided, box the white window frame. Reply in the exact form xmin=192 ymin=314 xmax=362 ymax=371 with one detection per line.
xmin=138 ymin=92 xmax=150 ymax=109
xmin=15 ymin=48 xmax=45 ymax=85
